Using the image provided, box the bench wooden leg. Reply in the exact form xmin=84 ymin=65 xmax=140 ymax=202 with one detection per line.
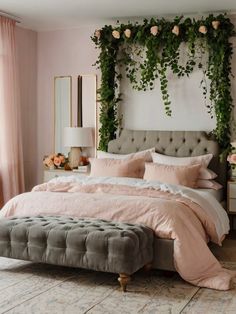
xmin=118 ymin=273 xmax=131 ymax=292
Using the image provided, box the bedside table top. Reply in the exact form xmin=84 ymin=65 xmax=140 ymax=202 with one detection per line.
xmin=43 ymin=169 xmax=90 ymax=183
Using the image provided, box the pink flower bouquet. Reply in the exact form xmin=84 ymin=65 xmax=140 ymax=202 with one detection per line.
xmin=227 ymin=154 xmax=236 ymax=166
xmin=43 ymin=153 xmax=68 ymax=169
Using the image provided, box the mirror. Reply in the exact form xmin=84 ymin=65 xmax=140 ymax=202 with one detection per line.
xmin=78 ymin=74 xmax=97 ymax=149
xmin=54 ymin=76 xmax=72 ymax=155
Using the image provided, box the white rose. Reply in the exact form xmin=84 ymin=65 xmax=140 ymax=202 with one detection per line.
xmin=124 ymin=29 xmax=131 ymax=38
xmin=150 ymin=25 xmax=159 ymax=36
xmin=212 ymin=20 xmax=220 ymax=30
xmin=112 ymin=30 xmax=120 ymax=39
xmin=94 ymin=29 xmax=101 ymax=39
xmin=199 ymin=25 xmax=207 ymax=34
xmin=172 ymin=25 xmax=179 ymax=36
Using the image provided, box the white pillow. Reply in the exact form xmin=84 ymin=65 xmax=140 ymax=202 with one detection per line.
xmin=97 ymin=148 xmax=155 ymax=162
xmin=151 ymin=152 xmax=215 ymax=180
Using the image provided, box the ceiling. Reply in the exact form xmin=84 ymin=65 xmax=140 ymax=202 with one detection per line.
xmin=0 ymin=0 xmax=236 ymax=31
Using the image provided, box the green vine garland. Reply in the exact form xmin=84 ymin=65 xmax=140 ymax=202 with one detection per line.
xmin=92 ymin=14 xmax=235 ymax=152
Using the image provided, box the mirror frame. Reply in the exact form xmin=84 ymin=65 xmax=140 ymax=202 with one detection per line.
xmin=54 ymin=75 xmax=72 ymax=154
xmin=77 ymin=73 xmax=97 ymax=151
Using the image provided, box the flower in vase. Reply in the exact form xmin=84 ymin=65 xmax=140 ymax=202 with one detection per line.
xmin=54 ymin=156 xmax=61 ymax=167
xmin=228 ymin=154 xmax=236 ymax=164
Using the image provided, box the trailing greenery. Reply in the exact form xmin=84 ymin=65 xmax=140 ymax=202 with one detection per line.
xmin=92 ymin=14 xmax=235 ymax=152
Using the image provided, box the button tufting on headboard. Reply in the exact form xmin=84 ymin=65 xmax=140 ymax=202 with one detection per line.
xmin=107 ymin=129 xmax=226 ymax=190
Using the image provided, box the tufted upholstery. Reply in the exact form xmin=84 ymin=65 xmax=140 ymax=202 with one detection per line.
xmin=0 ymin=216 xmax=153 ymax=275
xmin=108 ymin=129 xmax=226 ymax=189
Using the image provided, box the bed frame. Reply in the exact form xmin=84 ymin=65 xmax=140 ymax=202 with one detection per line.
xmin=108 ymin=129 xmax=227 ymax=271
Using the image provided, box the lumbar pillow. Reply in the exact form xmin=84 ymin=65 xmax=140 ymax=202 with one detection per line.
xmin=144 ymin=162 xmax=201 ymax=188
xmin=151 ymin=152 xmax=216 ymax=180
xmin=90 ymin=158 xmax=145 ymax=178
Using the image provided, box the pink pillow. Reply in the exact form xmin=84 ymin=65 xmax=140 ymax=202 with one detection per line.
xmin=197 ymin=179 xmax=223 ymax=190
xmin=199 ymin=168 xmax=217 ymax=180
xmin=90 ymin=158 xmax=145 ymax=178
xmin=97 ymin=148 xmax=155 ymax=162
xmin=151 ymin=152 xmax=215 ymax=180
xmin=144 ymin=163 xmax=201 ymax=188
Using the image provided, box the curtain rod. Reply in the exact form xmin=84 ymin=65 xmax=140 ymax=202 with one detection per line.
xmin=0 ymin=10 xmax=21 ymax=23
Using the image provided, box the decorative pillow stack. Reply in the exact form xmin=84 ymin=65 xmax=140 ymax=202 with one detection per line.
xmin=90 ymin=148 xmax=155 ymax=178
xmin=148 ymin=152 xmax=222 ymax=189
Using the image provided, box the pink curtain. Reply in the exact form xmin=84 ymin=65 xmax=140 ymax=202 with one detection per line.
xmin=0 ymin=16 xmax=24 ymax=207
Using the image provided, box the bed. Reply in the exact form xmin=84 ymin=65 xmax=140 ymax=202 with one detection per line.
xmin=107 ymin=129 xmax=227 ymax=271
xmin=0 ymin=129 xmax=233 ymax=290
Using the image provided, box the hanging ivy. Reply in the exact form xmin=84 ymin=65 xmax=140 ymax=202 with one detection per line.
xmin=92 ymin=14 xmax=235 ymax=152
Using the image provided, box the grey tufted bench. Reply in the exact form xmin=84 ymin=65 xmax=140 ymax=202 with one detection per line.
xmin=0 ymin=216 xmax=154 ymax=291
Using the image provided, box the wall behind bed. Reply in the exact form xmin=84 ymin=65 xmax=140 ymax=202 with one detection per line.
xmin=36 ymin=17 xmax=236 ymax=184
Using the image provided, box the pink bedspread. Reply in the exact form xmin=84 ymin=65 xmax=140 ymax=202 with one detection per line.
xmin=1 ymin=180 xmax=234 ymax=290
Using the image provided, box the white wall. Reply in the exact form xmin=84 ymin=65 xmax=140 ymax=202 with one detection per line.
xmin=121 ymin=70 xmax=216 ymax=131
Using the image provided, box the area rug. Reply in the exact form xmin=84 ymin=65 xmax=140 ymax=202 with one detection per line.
xmin=0 ymin=258 xmax=235 ymax=314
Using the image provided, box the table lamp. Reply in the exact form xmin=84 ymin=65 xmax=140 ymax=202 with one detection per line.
xmin=64 ymin=127 xmax=93 ymax=168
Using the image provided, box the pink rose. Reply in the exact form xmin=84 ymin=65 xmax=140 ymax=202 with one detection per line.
xmin=94 ymin=29 xmax=101 ymax=39
xmin=150 ymin=25 xmax=159 ymax=36
xmin=54 ymin=156 xmax=61 ymax=167
xmin=199 ymin=25 xmax=207 ymax=34
xmin=172 ymin=25 xmax=179 ymax=36
xmin=49 ymin=154 xmax=56 ymax=160
xmin=124 ymin=29 xmax=131 ymax=38
xmin=230 ymin=154 xmax=236 ymax=164
xmin=43 ymin=157 xmax=54 ymax=168
xmin=112 ymin=30 xmax=120 ymax=39
xmin=212 ymin=20 xmax=220 ymax=30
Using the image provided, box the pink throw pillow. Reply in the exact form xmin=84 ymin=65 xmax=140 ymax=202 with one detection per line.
xmin=197 ymin=179 xmax=223 ymax=190
xmin=151 ymin=152 xmax=216 ymax=180
xmin=144 ymin=163 xmax=201 ymax=188
xmin=90 ymin=158 xmax=145 ymax=178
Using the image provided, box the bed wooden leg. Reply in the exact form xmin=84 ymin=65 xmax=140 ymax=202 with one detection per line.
xmin=143 ymin=262 xmax=152 ymax=272
xmin=118 ymin=273 xmax=131 ymax=292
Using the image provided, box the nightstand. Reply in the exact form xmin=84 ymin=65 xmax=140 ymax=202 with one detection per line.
xmin=227 ymin=180 xmax=236 ymax=229
xmin=44 ymin=169 xmax=89 ymax=183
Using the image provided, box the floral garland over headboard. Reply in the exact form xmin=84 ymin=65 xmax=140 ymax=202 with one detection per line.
xmin=92 ymin=14 xmax=235 ymax=154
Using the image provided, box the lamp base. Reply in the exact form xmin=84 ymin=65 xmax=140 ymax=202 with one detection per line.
xmin=69 ymin=147 xmax=81 ymax=169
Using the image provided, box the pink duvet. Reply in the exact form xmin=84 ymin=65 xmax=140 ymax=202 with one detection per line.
xmin=0 ymin=179 xmax=234 ymax=290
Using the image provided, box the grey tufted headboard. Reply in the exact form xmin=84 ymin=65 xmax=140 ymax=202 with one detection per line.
xmin=108 ymin=129 xmax=227 ymax=190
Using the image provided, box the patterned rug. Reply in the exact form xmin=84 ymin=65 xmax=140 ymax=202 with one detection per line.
xmin=0 ymin=258 xmax=235 ymax=314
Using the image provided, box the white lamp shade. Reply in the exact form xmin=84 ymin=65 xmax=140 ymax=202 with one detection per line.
xmin=64 ymin=127 xmax=93 ymax=147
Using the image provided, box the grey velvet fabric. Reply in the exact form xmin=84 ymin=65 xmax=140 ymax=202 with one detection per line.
xmin=0 ymin=216 xmax=154 ymax=275
xmin=108 ymin=129 xmax=226 ymax=189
